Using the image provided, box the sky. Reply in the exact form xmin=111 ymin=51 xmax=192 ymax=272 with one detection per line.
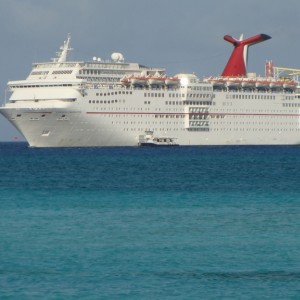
xmin=0 ymin=0 xmax=299 ymax=141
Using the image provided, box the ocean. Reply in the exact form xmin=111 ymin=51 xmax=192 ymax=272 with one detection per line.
xmin=0 ymin=142 xmax=300 ymax=299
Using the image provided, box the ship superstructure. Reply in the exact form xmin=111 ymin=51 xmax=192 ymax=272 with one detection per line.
xmin=1 ymin=33 xmax=300 ymax=147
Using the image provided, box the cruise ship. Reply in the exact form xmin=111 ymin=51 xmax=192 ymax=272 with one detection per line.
xmin=1 ymin=33 xmax=300 ymax=147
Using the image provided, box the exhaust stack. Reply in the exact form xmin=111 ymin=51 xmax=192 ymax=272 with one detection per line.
xmin=221 ymin=33 xmax=271 ymax=77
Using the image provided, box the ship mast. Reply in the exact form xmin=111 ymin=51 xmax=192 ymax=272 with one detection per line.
xmin=52 ymin=34 xmax=73 ymax=63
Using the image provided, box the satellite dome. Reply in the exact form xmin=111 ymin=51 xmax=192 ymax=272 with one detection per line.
xmin=111 ymin=52 xmax=124 ymax=62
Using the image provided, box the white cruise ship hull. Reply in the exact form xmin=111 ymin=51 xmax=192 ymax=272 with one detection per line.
xmin=2 ymin=88 xmax=300 ymax=147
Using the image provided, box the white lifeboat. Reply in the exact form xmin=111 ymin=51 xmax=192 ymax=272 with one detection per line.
xmin=208 ymin=77 xmax=226 ymax=88
xmin=269 ymin=80 xmax=283 ymax=90
xmin=241 ymin=79 xmax=256 ymax=89
xmin=283 ymin=80 xmax=297 ymax=90
xmin=226 ymin=78 xmax=241 ymax=89
xmin=148 ymin=74 xmax=166 ymax=86
xmin=255 ymin=80 xmax=269 ymax=89
xmin=129 ymin=75 xmax=147 ymax=86
xmin=165 ymin=76 xmax=180 ymax=86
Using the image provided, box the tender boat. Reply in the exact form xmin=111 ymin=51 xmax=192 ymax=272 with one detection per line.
xmin=138 ymin=131 xmax=179 ymax=146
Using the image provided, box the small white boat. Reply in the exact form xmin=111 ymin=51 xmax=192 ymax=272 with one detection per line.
xmin=255 ymin=80 xmax=269 ymax=89
xmin=129 ymin=76 xmax=147 ymax=86
xmin=138 ymin=131 xmax=179 ymax=146
xmin=147 ymin=73 xmax=166 ymax=86
xmin=269 ymin=81 xmax=283 ymax=90
xmin=283 ymin=81 xmax=297 ymax=90
xmin=165 ymin=77 xmax=180 ymax=86
xmin=148 ymin=78 xmax=165 ymax=86
xmin=207 ymin=77 xmax=226 ymax=88
xmin=241 ymin=79 xmax=256 ymax=89
xmin=226 ymin=79 xmax=241 ymax=89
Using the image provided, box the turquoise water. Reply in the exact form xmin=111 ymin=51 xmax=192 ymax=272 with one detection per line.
xmin=0 ymin=143 xmax=300 ymax=299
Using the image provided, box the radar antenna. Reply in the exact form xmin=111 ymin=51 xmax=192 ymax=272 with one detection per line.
xmin=52 ymin=34 xmax=73 ymax=63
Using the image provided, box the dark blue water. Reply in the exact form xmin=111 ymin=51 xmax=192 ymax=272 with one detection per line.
xmin=1 ymin=143 xmax=300 ymax=299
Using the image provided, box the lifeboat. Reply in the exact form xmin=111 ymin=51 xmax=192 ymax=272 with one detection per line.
xmin=269 ymin=81 xmax=283 ymax=90
xmin=255 ymin=80 xmax=269 ymax=89
xmin=147 ymin=74 xmax=166 ymax=86
xmin=148 ymin=77 xmax=165 ymax=86
xmin=241 ymin=79 xmax=256 ymax=89
xmin=208 ymin=77 xmax=226 ymax=88
xmin=165 ymin=76 xmax=180 ymax=86
xmin=226 ymin=78 xmax=241 ymax=89
xmin=129 ymin=76 xmax=147 ymax=86
xmin=283 ymin=81 xmax=297 ymax=90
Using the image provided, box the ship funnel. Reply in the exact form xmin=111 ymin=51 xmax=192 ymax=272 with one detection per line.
xmin=221 ymin=33 xmax=271 ymax=77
